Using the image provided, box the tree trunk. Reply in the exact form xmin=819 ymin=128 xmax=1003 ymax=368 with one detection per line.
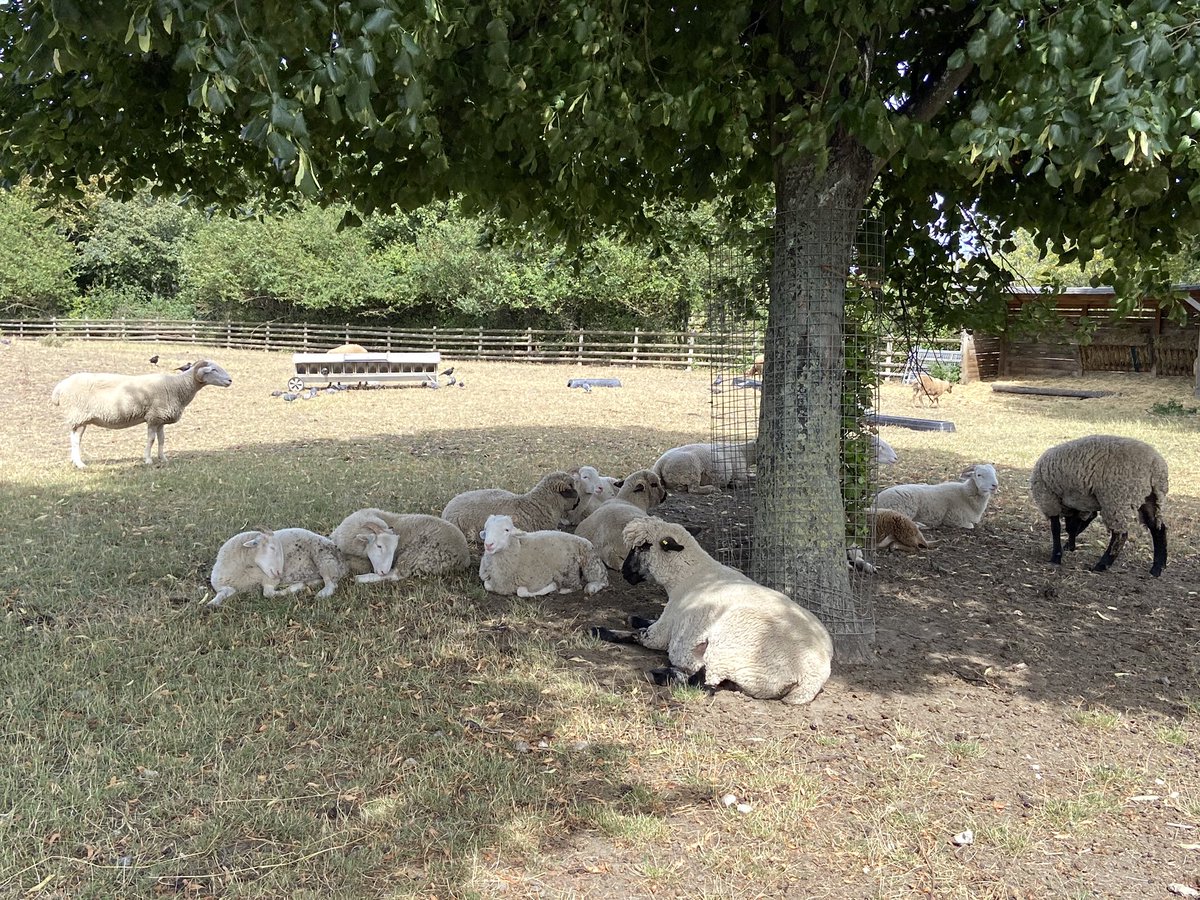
xmin=753 ymin=146 xmax=877 ymax=665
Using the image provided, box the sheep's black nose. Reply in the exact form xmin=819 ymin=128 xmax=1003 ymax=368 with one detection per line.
xmin=621 ymin=549 xmax=645 ymax=585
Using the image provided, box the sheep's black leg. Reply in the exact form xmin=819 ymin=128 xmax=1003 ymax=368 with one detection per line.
xmin=647 ymin=666 xmax=709 ymax=689
xmin=1092 ymin=531 xmax=1127 ymax=572
xmin=1139 ymin=500 xmax=1168 ymax=577
xmin=628 ymin=615 xmax=655 ymax=630
xmin=590 ymin=626 xmax=642 ymax=645
xmin=1048 ymin=516 xmax=1064 ymax=564
xmin=1064 ymin=511 xmax=1097 ymax=550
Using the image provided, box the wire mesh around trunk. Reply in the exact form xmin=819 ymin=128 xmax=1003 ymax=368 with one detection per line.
xmin=706 ymin=214 xmax=883 ymax=648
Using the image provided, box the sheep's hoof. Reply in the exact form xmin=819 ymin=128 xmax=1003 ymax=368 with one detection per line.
xmin=1150 ymin=564 xmax=1164 ymax=578
xmin=628 ymin=615 xmax=655 ymax=630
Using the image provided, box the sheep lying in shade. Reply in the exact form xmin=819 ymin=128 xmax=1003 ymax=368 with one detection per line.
xmin=871 ymin=434 xmax=898 ymax=465
xmin=441 ymin=471 xmax=579 ymax=545
xmin=51 ymin=360 xmax=232 ymax=469
xmin=869 ymin=509 xmax=936 ymax=551
xmin=329 ymin=508 xmax=470 ymax=583
xmin=1029 ymin=434 xmax=1169 ymax=576
xmin=591 ymin=517 xmax=832 ymax=704
xmin=479 ymin=514 xmax=608 ymax=597
xmin=912 ymin=372 xmax=953 ymax=406
xmin=652 ymin=440 xmax=756 ymax=494
xmin=208 ymin=527 xmax=349 ymax=608
xmin=575 ymin=469 xmax=669 ymax=569
xmin=565 ymin=465 xmax=621 ymax=526
xmin=871 ymin=463 xmax=999 ymax=529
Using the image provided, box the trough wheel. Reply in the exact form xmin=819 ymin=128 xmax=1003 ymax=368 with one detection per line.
xmin=287 ymin=376 xmax=304 ymax=392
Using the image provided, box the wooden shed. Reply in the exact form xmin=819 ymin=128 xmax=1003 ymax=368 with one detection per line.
xmin=984 ymin=286 xmax=1200 ymax=393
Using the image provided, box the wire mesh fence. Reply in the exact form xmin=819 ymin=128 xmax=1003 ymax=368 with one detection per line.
xmin=706 ymin=211 xmax=883 ymax=653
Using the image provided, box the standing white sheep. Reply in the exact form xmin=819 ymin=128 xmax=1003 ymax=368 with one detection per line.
xmin=51 ymin=360 xmax=233 ymax=468
xmin=1029 ymin=434 xmax=1169 ymax=576
xmin=478 ymin=514 xmax=608 ymax=597
xmin=329 ymin=508 xmax=471 ymax=583
xmin=591 ymin=517 xmax=833 ymax=704
xmin=441 ymin=471 xmax=579 ymax=544
xmin=871 ymin=463 xmax=999 ymax=529
xmin=208 ymin=527 xmax=349 ymax=608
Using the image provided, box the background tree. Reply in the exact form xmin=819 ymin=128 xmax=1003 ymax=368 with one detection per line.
xmin=0 ymin=181 xmax=76 ymax=316
xmin=4 ymin=1 xmax=1200 ymax=659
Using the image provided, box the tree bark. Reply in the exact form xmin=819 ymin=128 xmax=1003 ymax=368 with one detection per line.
xmin=753 ymin=144 xmax=877 ymax=665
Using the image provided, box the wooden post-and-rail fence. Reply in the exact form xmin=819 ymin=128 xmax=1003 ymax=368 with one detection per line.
xmin=0 ymin=317 xmax=970 ymax=376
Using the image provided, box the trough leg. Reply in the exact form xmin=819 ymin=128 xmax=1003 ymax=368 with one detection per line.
xmin=69 ymin=425 xmax=87 ymax=469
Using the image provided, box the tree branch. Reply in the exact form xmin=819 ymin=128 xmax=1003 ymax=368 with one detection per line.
xmin=872 ymin=57 xmax=975 ymax=178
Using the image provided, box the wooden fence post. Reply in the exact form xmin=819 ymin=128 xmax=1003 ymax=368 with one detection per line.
xmin=265 ymin=321 xmax=272 ymax=351
xmin=959 ymin=330 xmax=979 ymax=385
xmin=632 ymin=327 xmax=640 ymax=365
xmin=577 ymin=329 xmax=584 ymax=365
xmin=686 ymin=332 xmax=695 ymax=370
xmin=526 ymin=329 xmax=533 ymax=358
xmin=477 ymin=327 xmax=484 ymax=359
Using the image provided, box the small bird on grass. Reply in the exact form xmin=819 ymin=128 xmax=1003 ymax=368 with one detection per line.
xmin=441 ymin=366 xmax=455 ymax=377
xmin=149 ymin=355 xmax=160 ymax=365
xmin=447 ymin=375 xmax=457 ymax=386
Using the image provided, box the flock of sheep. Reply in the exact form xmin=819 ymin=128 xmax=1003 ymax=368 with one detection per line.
xmin=48 ymin=356 xmax=1171 ymax=705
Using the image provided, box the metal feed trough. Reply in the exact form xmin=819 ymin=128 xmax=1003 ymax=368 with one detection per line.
xmin=288 ymin=350 xmax=441 ymax=391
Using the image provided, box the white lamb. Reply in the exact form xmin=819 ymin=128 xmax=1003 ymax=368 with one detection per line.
xmin=208 ymin=527 xmax=349 ymax=608
xmin=329 ymin=508 xmax=470 ymax=583
xmin=51 ymin=359 xmax=233 ymax=468
xmin=575 ymin=469 xmax=670 ymax=569
xmin=1029 ymin=434 xmax=1169 ymax=576
xmin=591 ymin=517 xmax=832 ymax=704
xmin=442 ymin=471 xmax=580 ymax=544
xmin=565 ymin=465 xmax=622 ymax=526
xmin=871 ymin=463 xmax=999 ymax=529
xmin=652 ymin=440 xmax=756 ymax=494
xmin=871 ymin=433 xmax=898 ymax=465
xmin=478 ymin=514 xmax=608 ymax=597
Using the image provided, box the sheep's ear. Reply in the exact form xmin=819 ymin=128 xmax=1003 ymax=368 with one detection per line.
xmin=960 ymin=465 xmax=977 ymax=478
xmin=353 ymin=532 xmax=372 ymax=545
xmin=242 ymin=536 xmax=261 ymax=548
xmin=478 ymin=530 xmax=487 ymax=541
xmin=658 ymin=536 xmax=685 ymax=552
xmin=683 ymin=524 xmax=705 ymax=537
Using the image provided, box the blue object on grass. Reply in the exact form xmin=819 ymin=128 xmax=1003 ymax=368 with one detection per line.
xmin=568 ymin=378 xmax=622 ymax=389
xmin=866 ymin=413 xmax=956 ymax=432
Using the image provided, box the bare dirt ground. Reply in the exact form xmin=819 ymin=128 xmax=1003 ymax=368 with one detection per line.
xmin=512 ymin=455 xmax=1200 ymax=898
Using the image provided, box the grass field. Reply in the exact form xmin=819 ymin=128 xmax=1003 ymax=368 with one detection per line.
xmin=1 ymin=337 xmax=1198 ymax=899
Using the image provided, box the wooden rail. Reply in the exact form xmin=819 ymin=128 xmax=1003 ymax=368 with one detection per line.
xmin=0 ymin=317 xmax=965 ymax=376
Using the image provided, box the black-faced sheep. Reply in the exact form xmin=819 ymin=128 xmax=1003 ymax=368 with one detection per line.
xmin=51 ymin=360 xmax=232 ymax=468
xmin=591 ymin=517 xmax=833 ymax=705
xmin=871 ymin=463 xmax=999 ymax=529
xmin=1029 ymin=434 xmax=1168 ymax=576
xmin=441 ymin=471 xmax=579 ymax=545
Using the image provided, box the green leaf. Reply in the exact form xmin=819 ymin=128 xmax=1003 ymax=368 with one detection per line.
xmin=362 ymin=8 xmax=395 ymax=35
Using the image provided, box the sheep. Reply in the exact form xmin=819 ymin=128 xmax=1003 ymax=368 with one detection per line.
xmin=744 ymin=354 xmax=765 ymax=377
xmin=51 ymin=360 xmax=233 ymax=469
xmin=591 ymin=517 xmax=832 ymax=704
xmin=1029 ymin=434 xmax=1169 ymax=576
xmin=912 ymin=372 xmax=953 ymax=406
xmin=575 ymin=470 xmax=670 ymax=569
xmin=868 ymin=509 xmax=936 ymax=551
xmin=208 ymin=527 xmax=349 ymax=608
xmin=442 ymin=471 xmax=580 ymax=545
xmin=564 ymin=465 xmax=622 ymax=526
xmin=329 ymin=508 xmax=470 ymax=583
xmin=871 ymin=433 xmax=898 ymax=465
xmin=652 ymin=440 xmax=756 ymax=494
xmin=871 ymin=463 xmax=999 ymax=529
xmin=478 ymin=514 xmax=608 ymax=597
